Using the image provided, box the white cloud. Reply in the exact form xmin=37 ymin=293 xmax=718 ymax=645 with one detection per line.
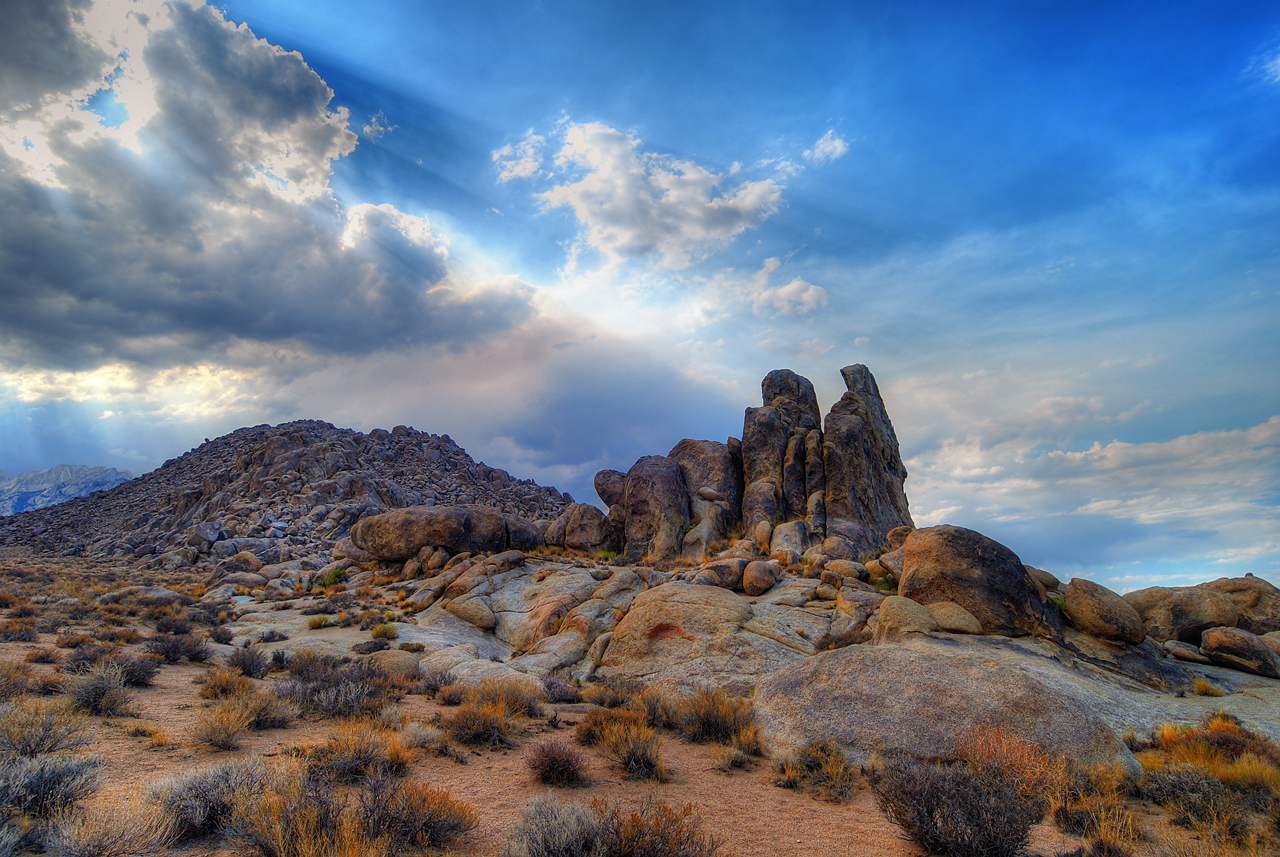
xmin=492 ymin=130 xmax=545 ymax=182
xmin=891 ymin=369 xmax=1280 ymax=586
xmin=538 ymin=122 xmax=783 ymax=269
xmin=802 ymin=129 xmax=849 ymax=165
xmin=361 ymin=110 xmax=396 ymax=141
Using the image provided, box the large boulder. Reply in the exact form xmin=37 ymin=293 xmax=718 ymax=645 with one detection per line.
xmin=1122 ymin=586 xmax=1241 ymax=644
xmin=545 ymin=503 xmax=618 ymax=553
xmin=594 ymin=470 xmax=626 ymax=507
xmin=350 ymin=505 xmax=512 ymax=561
xmin=596 ymin=583 xmax=822 ymax=694
xmin=874 ymin=596 xmax=939 ymax=643
xmin=669 ymin=439 xmax=743 ymax=562
xmin=741 ymin=408 xmax=788 ymax=535
xmin=618 ymin=456 xmax=690 ymax=563
xmin=755 ymin=634 xmax=1141 ymax=769
xmin=1065 ymin=579 xmax=1145 ymax=644
xmin=1199 ymin=576 xmax=1280 ymax=636
xmin=742 ymin=560 xmax=782 ymax=596
xmin=897 ymin=525 xmax=1060 ymax=638
xmin=1199 ymin=627 xmax=1280 ymax=679
xmin=822 ymin=364 xmax=913 ymax=555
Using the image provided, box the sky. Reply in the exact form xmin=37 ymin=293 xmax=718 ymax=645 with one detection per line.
xmin=0 ymin=0 xmax=1277 ymax=591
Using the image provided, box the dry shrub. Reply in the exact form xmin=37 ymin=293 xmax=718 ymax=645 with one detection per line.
xmin=26 ymin=647 xmax=63 ymax=665
xmin=1195 ymin=677 xmax=1226 ymax=698
xmin=55 ymin=633 xmax=94 ymax=650
xmin=1141 ymin=764 xmax=1252 ymax=843
xmin=44 ymin=793 xmax=174 ymax=857
xmin=871 ymin=753 xmax=1043 ymax=857
xmin=417 ymin=667 xmax=454 ymax=698
xmin=226 ymin=764 xmax=354 ymax=857
xmin=0 ymin=662 xmax=31 ymax=700
xmin=709 ymin=744 xmax=751 ymax=773
xmin=525 ymin=739 xmax=589 ymax=786
xmin=541 ymin=673 xmax=581 ymax=704
xmin=112 ymin=655 xmax=161 ymax=688
xmin=193 ymin=703 xmax=252 ymax=750
xmin=0 ymin=824 xmax=17 ymax=857
xmin=772 ymin=738 xmax=856 ymax=801
xmin=629 ymin=687 xmax=684 ymax=730
xmin=680 ymin=687 xmax=753 ymax=746
xmin=576 ymin=707 xmax=643 ymax=747
xmin=1050 ymin=761 xmax=1139 ymax=846
xmin=308 ymin=720 xmax=410 ymax=782
xmin=228 ymin=647 xmax=270 ymax=679
xmin=355 ymin=773 xmax=477 ymax=848
xmin=230 ymin=689 xmax=295 ymax=731
xmin=469 ymin=677 xmax=544 ymax=718
xmin=957 ymin=725 xmax=1066 ymax=809
xmin=435 ymin=683 xmax=466 ymax=705
xmin=443 ymin=701 xmax=516 ymax=747
xmin=150 ymin=757 xmax=273 ymax=840
xmin=64 ymin=662 xmax=134 ymax=716
xmin=502 ymin=794 xmax=722 ymax=857
xmin=142 ymin=633 xmax=212 ymax=663
xmin=200 ymin=666 xmax=254 ymax=700
xmin=581 ymin=679 xmax=638 ymax=709
xmin=0 ymin=755 xmax=104 ymax=817
xmin=0 ymin=698 xmax=92 ymax=757
xmin=598 ymin=719 xmax=666 ymax=782
xmin=276 ymin=656 xmax=401 ymax=719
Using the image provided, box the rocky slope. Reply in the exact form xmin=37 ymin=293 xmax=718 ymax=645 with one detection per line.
xmin=0 ymin=464 xmax=133 ymax=516
xmin=0 ymin=420 xmax=570 ymax=561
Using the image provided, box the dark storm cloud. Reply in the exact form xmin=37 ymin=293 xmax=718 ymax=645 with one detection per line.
xmin=0 ymin=0 xmax=535 ymax=374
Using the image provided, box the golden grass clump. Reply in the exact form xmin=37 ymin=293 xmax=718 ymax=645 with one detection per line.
xmin=597 ymin=718 xmax=667 ymax=782
xmin=772 ymin=739 xmax=856 ymax=802
xmin=1050 ymin=761 xmax=1140 ymax=847
xmin=680 ymin=687 xmax=757 ymax=750
xmin=308 ymin=720 xmax=412 ymax=782
xmin=575 ymin=707 xmax=644 ymax=747
xmin=443 ymin=700 xmax=516 ymax=747
xmin=1195 ymin=677 xmax=1226 ymax=698
xmin=628 ymin=687 xmax=685 ymax=730
xmin=957 ymin=724 xmax=1067 ymax=808
xmin=467 ymin=677 xmax=544 ymax=718
xmin=44 ymin=793 xmax=175 ymax=857
xmin=199 ymin=667 xmax=254 ymax=700
xmin=192 ymin=703 xmax=252 ymax=750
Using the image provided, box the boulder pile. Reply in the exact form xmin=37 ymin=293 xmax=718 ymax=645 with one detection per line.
xmin=553 ymin=364 xmax=913 ymax=565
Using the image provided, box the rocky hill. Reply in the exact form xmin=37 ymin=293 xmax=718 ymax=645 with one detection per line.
xmin=0 ymin=420 xmax=571 ymax=561
xmin=0 ymin=464 xmax=133 ymax=516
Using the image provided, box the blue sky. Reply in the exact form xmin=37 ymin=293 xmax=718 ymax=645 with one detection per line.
xmin=0 ymin=0 xmax=1277 ymax=590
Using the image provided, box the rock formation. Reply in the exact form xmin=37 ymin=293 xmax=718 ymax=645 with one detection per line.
xmin=597 ymin=364 xmax=912 ymax=564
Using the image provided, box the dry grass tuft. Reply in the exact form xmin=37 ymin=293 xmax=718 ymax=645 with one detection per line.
xmin=575 ymin=707 xmax=643 ymax=747
xmin=629 ymin=687 xmax=684 ymax=730
xmin=597 ymin=719 xmax=667 ymax=782
xmin=502 ymin=794 xmax=723 ymax=857
xmin=0 ymin=662 xmax=31 ymax=700
xmin=150 ymin=757 xmax=273 ymax=840
xmin=307 ymin=720 xmax=411 ymax=782
xmin=355 ymin=774 xmax=477 ymax=849
xmin=192 ymin=703 xmax=252 ymax=750
xmin=772 ymin=738 xmax=856 ymax=802
xmin=525 ymin=739 xmax=589 ymax=787
xmin=64 ymin=662 xmax=135 ymax=716
xmin=199 ymin=667 xmax=254 ymax=700
xmin=0 ymin=698 xmax=93 ymax=757
xmin=44 ymin=793 xmax=174 ymax=857
xmin=443 ymin=700 xmax=516 ymax=748
xmin=1195 ymin=677 xmax=1226 ymax=698
xmin=468 ymin=677 xmax=544 ymax=718
xmin=581 ymin=679 xmax=638 ymax=709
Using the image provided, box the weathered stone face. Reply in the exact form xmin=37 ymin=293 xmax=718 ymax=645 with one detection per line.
xmin=1199 ymin=576 xmax=1280 ymax=636
xmin=822 ymin=365 xmax=913 ymax=556
xmin=898 ymin=525 xmax=1060 ymax=638
xmin=350 ymin=504 xmax=530 ymax=560
xmin=594 ymin=470 xmax=626 ymax=507
xmin=1199 ymin=627 xmax=1280 ymax=678
xmin=619 ymin=456 xmax=690 ymax=563
xmin=1123 ymin=586 xmax=1241 ymax=644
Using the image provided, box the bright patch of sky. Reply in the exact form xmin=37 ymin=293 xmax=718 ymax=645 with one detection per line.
xmin=1 ymin=0 xmax=1277 ymax=589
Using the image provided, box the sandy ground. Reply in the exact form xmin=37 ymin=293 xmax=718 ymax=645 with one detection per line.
xmin=2 ymin=635 xmax=1213 ymax=857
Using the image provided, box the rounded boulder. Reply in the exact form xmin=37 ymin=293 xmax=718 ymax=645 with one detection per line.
xmin=1064 ymin=578 xmax=1145 ymax=644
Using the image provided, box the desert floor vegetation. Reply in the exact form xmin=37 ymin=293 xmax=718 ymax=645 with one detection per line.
xmin=2 ymin=556 xmax=1279 ymax=857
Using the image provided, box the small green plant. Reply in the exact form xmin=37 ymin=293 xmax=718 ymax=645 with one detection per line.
xmin=595 ymin=551 xmax=619 ymax=561
xmin=369 ymin=623 xmax=398 ymax=640
xmin=317 ymin=568 xmax=348 ymax=589
xmin=307 ymin=614 xmax=332 ymax=630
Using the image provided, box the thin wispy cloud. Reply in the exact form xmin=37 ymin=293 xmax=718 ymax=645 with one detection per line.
xmin=802 ymin=129 xmax=849 ymax=165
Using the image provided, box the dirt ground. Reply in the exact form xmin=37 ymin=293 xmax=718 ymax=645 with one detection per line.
xmin=0 ymin=556 xmax=1260 ymax=857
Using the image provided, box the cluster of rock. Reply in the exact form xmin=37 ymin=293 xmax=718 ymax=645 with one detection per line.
xmin=538 ymin=365 xmax=913 ymax=566
xmin=0 ymin=465 xmax=133 ymax=516
xmin=0 ymin=421 xmax=571 ymax=568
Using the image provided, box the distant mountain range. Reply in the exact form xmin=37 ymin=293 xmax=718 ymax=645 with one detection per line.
xmin=0 ymin=465 xmax=134 ymax=517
